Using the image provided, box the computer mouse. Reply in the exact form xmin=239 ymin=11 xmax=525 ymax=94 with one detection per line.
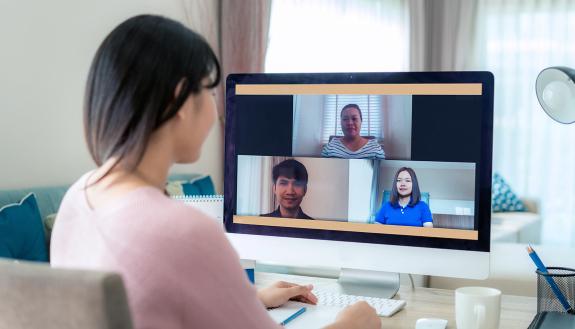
xmin=415 ymin=318 xmax=448 ymax=329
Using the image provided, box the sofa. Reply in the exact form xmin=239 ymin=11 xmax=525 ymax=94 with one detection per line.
xmin=0 ymin=173 xmax=215 ymax=262
xmin=491 ymin=198 xmax=542 ymax=244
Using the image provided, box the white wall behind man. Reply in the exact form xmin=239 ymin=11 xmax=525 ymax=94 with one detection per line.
xmin=298 ymin=157 xmax=349 ymax=221
xmin=0 ymin=0 xmax=223 ymax=192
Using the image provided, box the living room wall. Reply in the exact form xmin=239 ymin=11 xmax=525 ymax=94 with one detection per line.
xmin=0 ymin=0 xmax=223 ymax=192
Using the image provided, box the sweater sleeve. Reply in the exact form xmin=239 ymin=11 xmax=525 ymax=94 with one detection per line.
xmin=167 ymin=209 xmax=281 ymax=329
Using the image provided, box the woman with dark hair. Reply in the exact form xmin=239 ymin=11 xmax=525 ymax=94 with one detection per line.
xmin=375 ymin=167 xmax=433 ymax=227
xmin=321 ymin=104 xmax=385 ymax=159
xmin=50 ymin=15 xmax=379 ymax=329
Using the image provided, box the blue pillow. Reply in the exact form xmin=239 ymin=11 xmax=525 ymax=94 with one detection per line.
xmin=492 ymin=173 xmax=526 ymax=212
xmin=0 ymin=193 xmax=48 ymax=261
xmin=182 ymin=175 xmax=216 ymax=196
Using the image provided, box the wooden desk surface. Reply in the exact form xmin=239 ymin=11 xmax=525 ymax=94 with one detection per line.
xmin=256 ymin=272 xmax=537 ymax=329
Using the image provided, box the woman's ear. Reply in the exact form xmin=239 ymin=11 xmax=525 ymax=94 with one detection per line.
xmin=173 ymin=78 xmax=188 ymax=119
xmin=174 ymin=78 xmax=187 ymax=98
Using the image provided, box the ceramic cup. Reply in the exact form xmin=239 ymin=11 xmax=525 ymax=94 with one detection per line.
xmin=455 ymin=286 xmax=501 ymax=329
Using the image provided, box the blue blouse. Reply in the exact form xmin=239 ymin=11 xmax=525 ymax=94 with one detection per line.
xmin=375 ymin=200 xmax=433 ymax=227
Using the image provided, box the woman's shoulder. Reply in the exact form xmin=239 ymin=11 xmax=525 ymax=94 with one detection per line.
xmin=322 ymin=137 xmax=344 ymax=155
xmin=145 ymin=193 xmax=220 ymax=229
xmin=362 ymin=139 xmax=385 ymax=158
xmin=414 ymin=200 xmax=430 ymax=208
xmin=364 ymin=138 xmax=384 ymax=150
xmin=327 ymin=137 xmax=344 ymax=146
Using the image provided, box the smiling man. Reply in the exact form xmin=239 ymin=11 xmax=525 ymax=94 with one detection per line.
xmin=261 ymin=159 xmax=313 ymax=219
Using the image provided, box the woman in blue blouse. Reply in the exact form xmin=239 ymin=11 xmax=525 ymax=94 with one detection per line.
xmin=375 ymin=167 xmax=433 ymax=227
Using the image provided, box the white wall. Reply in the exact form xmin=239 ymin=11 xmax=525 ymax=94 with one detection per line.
xmin=298 ymin=157 xmax=349 ymax=221
xmin=382 ymin=95 xmax=412 ymax=160
xmin=0 ymin=0 xmax=223 ymax=192
xmin=347 ymin=160 xmax=374 ymax=223
xmin=379 ymin=161 xmax=475 ymax=200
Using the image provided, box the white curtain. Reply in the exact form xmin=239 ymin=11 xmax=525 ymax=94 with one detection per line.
xmin=237 ymin=156 xmax=274 ymax=215
xmin=408 ymin=0 xmax=478 ymax=71
xmin=265 ymin=0 xmax=410 ymax=73
xmin=472 ymin=0 xmax=575 ymax=246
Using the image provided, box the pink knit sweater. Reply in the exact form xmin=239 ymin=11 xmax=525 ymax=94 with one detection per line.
xmin=51 ymin=173 xmax=279 ymax=329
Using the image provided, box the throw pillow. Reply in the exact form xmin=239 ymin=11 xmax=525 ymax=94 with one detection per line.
xmin=492 ymin=173 xmax=527 ymax=212
xmin=165 ymin=175 xmax=216 ymax=197
xmin=165 ymin=181 xmax=185 ymax=196
xmin=0 ymin=193 xmax=48 ymax=261
xmin=182 ymin=175 xmax=215 ymax=196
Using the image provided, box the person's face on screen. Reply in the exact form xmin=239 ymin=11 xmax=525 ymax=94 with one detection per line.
xmin=341 ymin=107 xmax=362 ymax=138
xmin=273 ymin=176 xmax=306 ymax=211
xmin=396 ymin=170 xmax=413 ymax=197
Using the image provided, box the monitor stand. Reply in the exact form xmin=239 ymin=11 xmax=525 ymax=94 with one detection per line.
xmin=338 ymin=268 xmax=400 ymax=299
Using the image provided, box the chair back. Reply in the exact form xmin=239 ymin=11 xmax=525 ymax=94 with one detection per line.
xmin=0 ymin=259 xmax=133 ymax=329
xmin=328 ymin=135 xmax=376 ymax=142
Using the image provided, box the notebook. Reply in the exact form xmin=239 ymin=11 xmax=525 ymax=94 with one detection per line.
xmin=172 ymin=195 xmax=223 ymax=223
xmin=267 ymin=301 xmax=341 ymax=328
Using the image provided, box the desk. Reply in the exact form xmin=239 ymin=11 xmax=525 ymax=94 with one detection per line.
xmin=256 ymin=272 xmax=537 ymax=329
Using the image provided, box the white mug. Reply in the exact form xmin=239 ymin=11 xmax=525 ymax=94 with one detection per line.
xmin=455 ymin=287 xmax=501 ymax=329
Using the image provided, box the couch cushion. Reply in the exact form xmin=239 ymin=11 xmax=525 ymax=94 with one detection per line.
xmin=492 ymin=173 xmax=526 ymax=212
xmin=491 ymin=211 xmax=542 ymax=244
xmin=0 ymin=186 xmax=68 ymax=220
xmin=166 ymin=174 xmax=215 ymax=196
xmin=0 ymin=193 xmax=48 ymax=262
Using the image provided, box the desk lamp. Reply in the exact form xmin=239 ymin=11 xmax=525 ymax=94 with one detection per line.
xmin=536 ymin=66 xmax=575 ymax=123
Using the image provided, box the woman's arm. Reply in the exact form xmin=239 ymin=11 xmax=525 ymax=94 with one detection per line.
xmin=421 ymin=201 xmax=433 ymax=227
xmin=373 ymin=203 xmax=387 ymax=224
xmin=321 ymin=140 xmax=332 ymax=157
xmin=169 ymin=209 xmax=281 ymax=329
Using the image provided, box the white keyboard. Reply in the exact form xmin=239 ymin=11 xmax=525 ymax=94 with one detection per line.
xmin=314 ymin=290 xmax=406 ymax=317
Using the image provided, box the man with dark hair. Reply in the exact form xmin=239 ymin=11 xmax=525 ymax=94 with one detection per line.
xmin=261 ymin=159 xmax=313 ymax=219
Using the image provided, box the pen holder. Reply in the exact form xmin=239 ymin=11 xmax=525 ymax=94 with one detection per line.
xmin=536 ymin=267 xmax=575 ymax=313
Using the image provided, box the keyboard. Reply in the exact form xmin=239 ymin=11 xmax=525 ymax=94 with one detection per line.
xmin=314 ymin=289 xmax=406 ymax=317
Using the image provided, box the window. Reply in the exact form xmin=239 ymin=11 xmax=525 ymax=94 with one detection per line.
xmin=322 ymin=95 xmax=382 ymax=144
xmin=473 ymin=0 xmax=575 ymax=246
xmin=265 ymin=0 xmax=409 ymax=73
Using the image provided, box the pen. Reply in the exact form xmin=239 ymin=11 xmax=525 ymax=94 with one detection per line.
xmin=280 ymin=306 xmax=307 ymax=326
xmin=527 ymin=245 xmax=575 ymax=314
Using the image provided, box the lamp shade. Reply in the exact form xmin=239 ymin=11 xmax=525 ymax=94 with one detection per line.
xmin=535 ymin=66 xmax=575 ymax=124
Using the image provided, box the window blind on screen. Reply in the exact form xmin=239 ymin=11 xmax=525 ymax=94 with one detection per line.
xmin=322 ymin=95 xmax=382 ymax=144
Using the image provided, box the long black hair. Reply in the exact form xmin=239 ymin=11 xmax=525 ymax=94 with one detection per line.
xmin=84 ymin=15 xmax=221 ymax=175
xmin=389 ymin=167 xmax=421 ymax=207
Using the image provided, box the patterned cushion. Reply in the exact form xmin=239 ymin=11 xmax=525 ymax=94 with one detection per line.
xmin=492 ymin=173 xmax=526 ymax=212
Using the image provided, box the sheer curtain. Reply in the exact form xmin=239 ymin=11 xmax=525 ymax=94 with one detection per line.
xmin=265 ymin=0 xmax=410 ymax=73
xmin=408 ymin=0 xmax=477 ymax=71
xmin=472 ymin=0 xmax=575 ymax=246
xmin=182 ymin=0 xmax=271 ymax=124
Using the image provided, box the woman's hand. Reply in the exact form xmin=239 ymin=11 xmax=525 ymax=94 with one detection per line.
xmin=325 ymin=301 xmax=381 ymax=329
xmin=257 ymin=281 xmax=318 ymax=309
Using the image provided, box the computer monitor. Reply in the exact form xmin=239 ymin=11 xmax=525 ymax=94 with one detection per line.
xmin=224 ymin=72 xmax=494 ymax=294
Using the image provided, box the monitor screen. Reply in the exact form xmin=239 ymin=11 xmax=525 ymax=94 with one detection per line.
xmin=224 ymin=72 xmax=493 ymax=254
